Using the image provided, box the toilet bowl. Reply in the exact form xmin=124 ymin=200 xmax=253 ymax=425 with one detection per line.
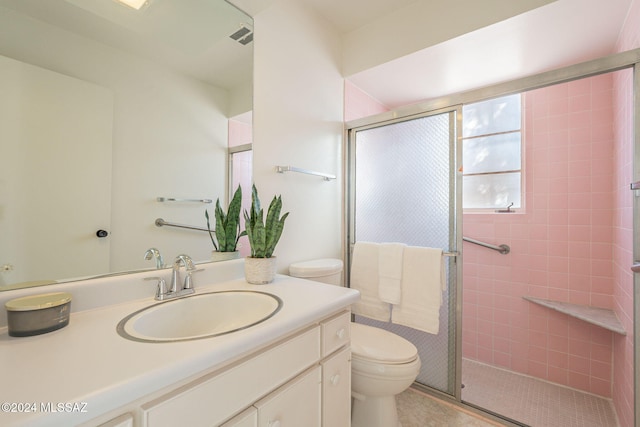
xmin=289 ymin=259 xmax=421 ymax=427
xmin=350 ymin=322 xmax=420 ymax=427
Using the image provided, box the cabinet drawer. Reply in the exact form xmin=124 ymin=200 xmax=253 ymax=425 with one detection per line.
xmin=321 ymin=312 xmax=350 ymax=357
xmin=255 ymin=366 xmax=321 ymax=427
xmin=142 ymin=326 xmax=320 ymax=427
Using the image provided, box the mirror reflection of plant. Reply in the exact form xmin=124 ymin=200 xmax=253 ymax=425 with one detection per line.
xmin=243 ymin=184 xmax=289 ymax=258
xmin=205 ymin=185 xmax=246 ymax=252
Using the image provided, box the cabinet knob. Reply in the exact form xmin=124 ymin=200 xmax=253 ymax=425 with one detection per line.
xmin=268 ymin=420 xmax=281 ymax=427
xmin=330 ymin=374 xmax=340 ymax=386
xmin=336 ymin=328 xmax=345 ymax=339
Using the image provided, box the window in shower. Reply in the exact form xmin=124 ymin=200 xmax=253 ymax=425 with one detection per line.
xmin=462 ymin=93 xmax=522 ymax=210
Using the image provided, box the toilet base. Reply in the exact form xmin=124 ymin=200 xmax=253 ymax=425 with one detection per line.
xmin=352 ymin=395 xmax=401 ymax=427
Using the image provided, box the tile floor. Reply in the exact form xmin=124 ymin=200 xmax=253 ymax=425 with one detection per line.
xmin=396 ymin=360 xmax=620 ymax=427
xmin=461 ymin=359 xmax=619 ymax=427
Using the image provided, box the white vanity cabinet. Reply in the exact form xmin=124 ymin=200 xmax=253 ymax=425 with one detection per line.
xmin=320 ymin=311 xmax=351 ymax=427
xmin=220 ymin=366 xmax=321 ymax=427
xmin=321 ymin=347 xmax=351 ymax=426
xmin=255 ymin=366 xmax=321 ymax=427
xmin=133 ymin=310 xmax=351 ymax=427
xmin=97 ymin=413 xmax=134 ymax=427
xmin=220 ymin=407 xmax=257 ymax=427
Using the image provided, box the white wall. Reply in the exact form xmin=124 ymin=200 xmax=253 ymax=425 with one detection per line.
xmin=252 ymin=0 xmax=344 ymax=272
xmin=342 ymin=0 xmax=554 ymax=76
xmin=0 ymin=6 xmax=230 ymax=276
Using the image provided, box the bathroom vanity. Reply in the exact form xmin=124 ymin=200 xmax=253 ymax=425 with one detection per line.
xmin=0 ymin=260 xmax=359 ymax=427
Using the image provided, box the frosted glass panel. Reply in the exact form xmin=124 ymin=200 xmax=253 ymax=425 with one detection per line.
xmin=462 ymin=132 xmax=521 ymax=174
xmin=463 ymin=94 xmax=521 ymax=137
xmin=353 ymin=112 xmax=456 ymax=395
xmin=463 ymin=172 xmax=521 ymax=209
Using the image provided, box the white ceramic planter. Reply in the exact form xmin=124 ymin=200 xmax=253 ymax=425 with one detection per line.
xmin=244 ymin=257 xmax=277 ymax=284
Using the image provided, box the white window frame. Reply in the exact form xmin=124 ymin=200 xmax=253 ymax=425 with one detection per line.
xmin=461 ymin=94 xmax=523 ymax=212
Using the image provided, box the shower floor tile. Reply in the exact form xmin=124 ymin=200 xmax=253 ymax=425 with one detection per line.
xmin=461 ymin=359 xmax=619 ymax=427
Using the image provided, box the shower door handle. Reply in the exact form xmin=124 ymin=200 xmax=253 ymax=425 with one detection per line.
xmin=632 ymin=262 xmax=640 ymax=273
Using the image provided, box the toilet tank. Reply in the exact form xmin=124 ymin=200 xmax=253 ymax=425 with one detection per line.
xmin=288 ymin=258 xmax=343 ymax=285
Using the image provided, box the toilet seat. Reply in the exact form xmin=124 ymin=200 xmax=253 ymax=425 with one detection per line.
xmin=351 ymin=323 xmax=418 ymax=364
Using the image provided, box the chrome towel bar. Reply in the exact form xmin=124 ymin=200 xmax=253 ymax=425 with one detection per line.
xmin=155 ymin=218 xmax=209 ymax=233
xmin=156 ymin=197 xmax=212 ymax=203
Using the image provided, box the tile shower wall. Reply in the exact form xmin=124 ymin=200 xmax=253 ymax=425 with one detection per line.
xmin=612 ymin=3 xmax=640 ymax=425
xmin=462 ymin=74 xmax=617 ymax=398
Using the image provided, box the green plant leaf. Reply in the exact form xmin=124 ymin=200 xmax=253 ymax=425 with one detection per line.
xmin=205 ymin=209 xmax=218 ymax=251
xmin=243 ymin=185 xmax=288 ymax=258
xmin=209 ymin=185 xmax=245 ymax=252
xmin=223 ymin=185 xmax=242 ymax=251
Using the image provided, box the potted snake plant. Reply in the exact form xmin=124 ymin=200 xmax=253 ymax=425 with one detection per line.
xmin=205 ymin=184 xmax=246 ymax=261
xmin=243 ymin=184 xmax=289 ymax=284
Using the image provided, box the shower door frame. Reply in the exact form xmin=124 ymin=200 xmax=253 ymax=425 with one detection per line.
xmin=345 ymin=106 xmax=464 ymax=399
xmin=344 ymin=47 xmax=640 ymax=423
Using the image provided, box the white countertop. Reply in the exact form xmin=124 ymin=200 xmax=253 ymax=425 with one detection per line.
xmin=0 ymin=268 xmax=359 ymax=427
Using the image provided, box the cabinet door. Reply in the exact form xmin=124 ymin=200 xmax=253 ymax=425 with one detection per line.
xmin=255 ymin=366 xmax=321 ymax=427
xmin=321 ymin=347 xmax=351 ymax=427
xmin=221 ymin=407 xmax=257 ymax=427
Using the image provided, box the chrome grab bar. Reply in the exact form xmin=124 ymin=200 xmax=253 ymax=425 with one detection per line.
xmin=155 ymin=218 xmax=208 ymax=233
xmin=463 ymin=237 xmax=510 ymax=254
xmin=631 ymin=263 xmax=640 ymax=273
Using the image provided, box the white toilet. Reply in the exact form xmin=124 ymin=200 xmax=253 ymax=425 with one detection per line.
xmin=289 ymin=258 xmax=421 ymax=427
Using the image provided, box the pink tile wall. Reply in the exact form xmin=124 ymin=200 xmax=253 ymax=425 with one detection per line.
xmin=612 ymin=3 xmax=640 ymax=425
xmin=463 ymin=74 xmax=618 ymax=397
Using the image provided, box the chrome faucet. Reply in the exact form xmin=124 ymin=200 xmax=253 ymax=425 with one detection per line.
xmin=146 ymin=254 xmax=200 ymax=301
xmin=144 ymin=248 xmax=165 ymax=269
xmin=168 ymin=254 xmax=198 ymax=297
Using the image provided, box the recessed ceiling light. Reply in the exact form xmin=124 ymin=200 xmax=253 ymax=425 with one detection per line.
xmin=114 ymin=0 xmax=150 ymax=10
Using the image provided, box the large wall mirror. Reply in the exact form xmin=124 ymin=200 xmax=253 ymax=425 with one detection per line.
xmin=0 ymin=0 xmax=253 ymax=290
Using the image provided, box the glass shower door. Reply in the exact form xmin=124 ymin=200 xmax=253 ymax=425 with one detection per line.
xmin=347 ymin=108 xmax=461 ymax=396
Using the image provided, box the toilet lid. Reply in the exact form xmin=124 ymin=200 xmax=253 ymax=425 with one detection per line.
xmin=351 ymin=323 xmax=418 ymax=364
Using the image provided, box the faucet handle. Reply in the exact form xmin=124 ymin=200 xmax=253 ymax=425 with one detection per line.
xmin=145 ymin=276 xmax=168 ymax=300
xmin=183 ymin=268 xmax=203 ymax=290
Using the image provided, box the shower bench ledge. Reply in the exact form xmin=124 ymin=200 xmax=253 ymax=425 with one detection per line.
xmin=523 ymin=296 xmax=626 ymax=335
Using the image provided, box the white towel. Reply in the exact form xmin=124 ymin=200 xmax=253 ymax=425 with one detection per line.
xmin=378 ymin=242 xmax=405 ymax=304
xmin=392 ymin=246 xmax=446 ymax=334
xmin=350 ymin=242 xmax=391 ymax=322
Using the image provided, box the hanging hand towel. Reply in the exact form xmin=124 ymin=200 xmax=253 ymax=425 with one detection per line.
xmin=350 ymin=241 xmax=391 ymax=322
xmin=392 ymin=246 xmax=446 ymax=334
xmin=378 ymin=242 xmax=406 ymax=304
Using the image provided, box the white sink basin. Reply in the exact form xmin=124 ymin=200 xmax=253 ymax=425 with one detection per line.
xmin=117 ymin=290 xmax=282 ymax=342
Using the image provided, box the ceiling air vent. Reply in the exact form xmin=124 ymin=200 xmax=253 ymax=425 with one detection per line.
xmin=230 ymin=24 xmax=253 ymax=45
